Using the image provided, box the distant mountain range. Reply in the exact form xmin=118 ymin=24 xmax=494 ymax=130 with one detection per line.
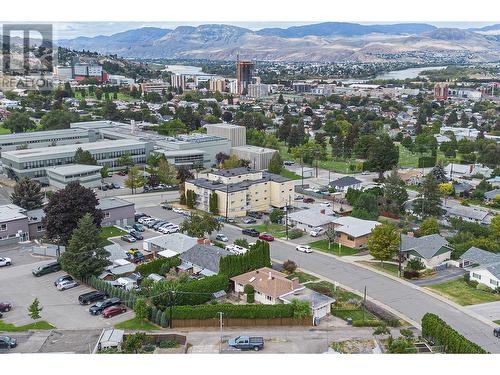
xmin=58 ymin=22 xmax=500 ymax=62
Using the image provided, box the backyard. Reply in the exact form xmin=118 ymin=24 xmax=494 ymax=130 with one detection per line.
xmin=114 ymin=317 xmax=161 ymax=331
xmin=99 ymin=226 xmax=128 ymax=245
xmin=248 ymin=224 xmax=287 ymax=238
xmin=427 ymin=279 xmax=500 ymax=305
xmin=308 ymin=240 xmax=358 ymax=256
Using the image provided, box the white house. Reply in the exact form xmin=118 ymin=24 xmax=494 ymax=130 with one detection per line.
xmin=460 ymin=247 xmax=500 ymax=290
xmin=400 ymin=234 xmax=453 ymax=269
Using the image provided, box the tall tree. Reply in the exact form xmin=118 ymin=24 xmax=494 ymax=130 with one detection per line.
xmin=419 ymin=217 xmax=440 ymax=236
xmin=10 ymin=177 xmax=44 ymax=210
xmin=133 ymin=298 xmax=150 ymax=326
xmin=180 ymin=212 xmax=222 ymax=238
xmin=221 ymin=155 xmax=241 ymax=169
xmin=352 ymin=193 xmax=379 ymax=220
xmin=366 ymin=135 xmax=399 ymax=180
xmin=157 ymin=159 xmax=178 ymax=185
xmin=176 ymin=166 xmax=194 ymax=184
xmin=2 ymin=112 xmax=36 ymax=133
xmin=209 ymin=191 xmax=219 ymax=215
xmin=383 ymin=170 xmax=408 ymax=215
xmin=117 ymin=153 xmax=134 ymax=168
xmin=74 ymin=147 xmax=97 ymax=165
xmin=267 ymin=152 xmax=283 ymax=174
xmin=414 ymin=173 xmax=442 ymax=217
xmin=125 ymin=166 xmax=145 ymax=194
xmin=43 ymin=181 xmax=103 ymax=245
xmin=60 ymin=213 xmax=110 ymax=280
xmin=368 ymin=224 xmax=400 ymax=267
xmin=431 ymin=164 xmax=448 ymax=183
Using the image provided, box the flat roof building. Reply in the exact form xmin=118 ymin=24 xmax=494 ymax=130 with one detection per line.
xmin=231 ymin=145 xmax=278 ymax=171
xmin=205 ymin=123 xmax=246 ymax=147
xmin=45 ymin=164 xmax=103 ymax=189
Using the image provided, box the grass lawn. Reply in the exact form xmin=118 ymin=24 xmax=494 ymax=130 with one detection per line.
xmin=286 ymin=270 xmax=319 ymax=283
xmin=114 ymin=317 xmax=161 ymax=331
xmin=332 ymin=308 xmax=377 ymax=322
xmin=0 ymin=320 xmax=55 ymax=331
xmin=280 ymin=169 xmax=302 ymax=180
xmin=494 ymin=320 xmax=500 ymax=325
xmin=358 ymin=261 xmax=400 ymax=276
xmin=0 ymin=127 xmax=11 ymax=135
xmin=249 ymin=224 xmax=287 ymax=238
xmin=99 ymin=226 xmax=128 ymax=245
xmin=427 ymin=279 xmax=500 ymax=306
xmin=307 ymin=281 xmax=361 ymax=303
xmin=308 ymin=240 xmax=358 ymax=256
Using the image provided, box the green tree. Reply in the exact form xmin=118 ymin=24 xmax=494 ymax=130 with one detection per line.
xmin=117 ymin=153 xmax=134 ymax=168
xmin=122 ymin=332 xmax=146 ymax=354
xmin=414 ymin=173 xmax=442 ymax=217
xmin=158 ymin=159 xmax=179 ymax=185
xmin=125 ymin=166 xmax=145 ymax=194
xmin=2 ymin=112 xmax=36 ymax=133
xmin=40 ymin=109 xmax=79 ymax=130
xmin=366 ymin=135 xmax=399 ymax=180
xmin=10 ymin=177 xmax=44 ymax=210
xmin=209 ymin=191 xmax=219 ymax=215
xmin=438 ymin=182 xmax=454 ymax=205
xmin=431 ymin=164 xmax=448 ymax=183
xmin=234 ymin=238 xmax=250 ymax=248
xmin=221 ymin=155 xmax=241 ymax=169
xmin=74 ymin=147 xmax=97 ymax=165
xmin=352 ymin=193 xmax=379 ymax=220
xmin=157 ymin=119 xmax=187 ymax=136
xmin=28 ymin=298 xmax=42 ymax=327
xmin=382 ymin=170 xmax=408 ymax=215
xmin=180 ymin=212 xmax=222 ymax=238
xmin=100 ymin=165 xmax=109 ymax=178
xmin=134 ymin=298 xmax=150 ymax=326
xmin=269 ymin=209 xmax=284 ymax=224
xmin=290 ymin=299 xmax=310 ymax=318
xmin=419 ymin=217 xmax=440 ymax=236
xmin=367 ymin=224 xmax=400 ymax=267
xmin=60 ymin=213 xmax=110 ymax=280
xmin=186 ymin=189 xmax=197 ymax=209
xmin=42 ymin=181 xmax=104 ymax=245
xmin=267 ymin=152 xmax=283 ymax=174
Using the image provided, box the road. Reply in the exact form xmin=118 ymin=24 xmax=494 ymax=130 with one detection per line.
xmin=220 ymin=224 xmax=500 ymax=353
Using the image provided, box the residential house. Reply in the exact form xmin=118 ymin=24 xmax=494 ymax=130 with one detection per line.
xmin=287 ymin=207 xmax=336 ymax=232
xmin=98 ymin=197 xmax=135 ymax=227
xmin=484 ymin=189 xmax=500 ymax=203
xmin=445 ymin=163 xmax=492 ymax=180
xmin=400 ymin=234 xmax=453 ymax=269
xmin=280 ymin=287 xmax=336 ymax=321
xmin=445 ymin=205 xmax=493 ymax=225
xmin=142 ymin=233 xmax=198 ymax=257
xmin=398 ymin=169 xmax=424 ymax=186
xmin=459 ymin=247 xmax=500 ymax=290
xmin=0 ymin=204 xmax=30 ymax=245
xmin=99 ymin=258 xmax=136 ymax=280
xmin=486 ymin=176 xmax=500 ymax=188
xmin=26 ymin=208 xmax=46 ymax=240
xmin=452 ymin=181 xmax=473 ymax=197
xmin=331 ymin=216 xmax=380 ymax=249
xmin=231 ymin=267 xmax=302 ymax=305
xmin=329 ymin=176 xmax=362 ymax=193
xmin=178 ymin=244 xmax=231 ymax=276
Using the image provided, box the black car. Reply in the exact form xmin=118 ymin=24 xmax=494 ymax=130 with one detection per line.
xmin=32 ymin=262 xmax=61 ymax=277
xmin=242 ymin=228 xmax=260 ymax=237
xmin=89 ymin=297 xmax=121 ymax=315
xmin=247 ymin=212 xmax=263 ymax=219
xmin=0 ymin=336 xmax=17 ymax=349
xmin=78 ymin=291 xmax=107 ymax=305
xmin=494 ymin=327 xmax=500 ymax=338
xmin=129 ymin=230 xmax=144 ymax=240
xmin=54 ymin=275 xmax=73 ymax=287
xmin=132 ymin=224 xmax=145 ymax=232
xmin=161 ymin=203 xmax=172 ymax=210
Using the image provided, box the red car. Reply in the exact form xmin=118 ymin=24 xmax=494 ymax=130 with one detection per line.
xmin=259 ymin=233 xmax=274 ymax=242
xmin=102 ymin=305 xmax=127 ymax=318
xmin=0 ymin=302 xmax=12 ymax=312
xmin=303 ymin=197 xmax=315 ymax=203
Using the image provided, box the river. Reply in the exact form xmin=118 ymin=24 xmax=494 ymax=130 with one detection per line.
xmin=374 ymin=66 xmax=447 ymax=80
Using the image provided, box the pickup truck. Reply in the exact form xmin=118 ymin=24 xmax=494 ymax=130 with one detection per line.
xmin=228 ymin=336 xmax=264 ymax=351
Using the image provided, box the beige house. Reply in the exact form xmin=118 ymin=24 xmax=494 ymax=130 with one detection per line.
xmin=331 ymin=216 xmax=381 ymax=249
xmin=185 ymin=167 xmax=295 ymax=217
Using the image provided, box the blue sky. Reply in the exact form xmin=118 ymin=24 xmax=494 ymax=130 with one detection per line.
xmin=52 ymin=21 xmax=498 ymax=40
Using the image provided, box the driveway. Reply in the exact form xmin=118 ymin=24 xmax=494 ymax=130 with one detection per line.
xmin=412 ymin=266 xmax=466 ymax=286
xmin=467 ymin=302 xmax=500 ymax=322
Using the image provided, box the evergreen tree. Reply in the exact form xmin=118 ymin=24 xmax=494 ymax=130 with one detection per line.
xmin=209 ymin=191 xmax=219 ymax=215
xmin=431 ymin=164 xmax=448 ymax=183
xmin=414 ymin=173 xmax=442 ymax=217
xmin=59 ymin=213 xmax=110 ymax=280
xmin=366 ymin=135 xmax=399 ymax=180
xmin=383 ymin=170 xmax=408 ymax=215
xmin=267 ymin=152 xmax=283 ymax=174
xmin=10 ymin=177 xmax=44 ymax=210
xmin=74 ymin=147 xmax=97 ymax=165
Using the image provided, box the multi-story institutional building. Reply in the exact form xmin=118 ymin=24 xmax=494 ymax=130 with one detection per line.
xmin=53 ymin=66 xmax=73 ymax=81
xmin=45 ymin=164 xmax=103 ymax=189
xmin=247 ymin=83 xmax=269 ymax=98
xmin=73 ymin=63 xmax=107 ymax=82
xmin=1 ymin=139 xmax=153 ymax=183
xmin=140 ymin=82 xmax=170 ymax=94
xmin=434 ymin=83 xmax=449 ymax=101
xmin=208 ymin=78 xmax=227 ymax=92
xmin=236 ymin=60 xmax=255 ymax=94
xmin=170 ymin=74 xmax=187 ymax=90
xmin=0 ymin=128 xmax=97 ymax=153
xmin=185 ymin=167 xmax=295 ymax=217
xmin=230 ymin=145 xmax=278 ymax=171
xmin=205 ymin=123 xmax=246 ymax=147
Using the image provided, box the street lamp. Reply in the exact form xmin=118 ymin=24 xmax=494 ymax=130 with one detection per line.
xmin=218 ymin=311 xmax=224 ymax=353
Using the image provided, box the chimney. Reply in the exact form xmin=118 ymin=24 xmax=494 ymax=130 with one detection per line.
xmin=291 ymin=277 xmax=300 ymax=290
xmin=268 ymin=271 xmax=272 ymax=280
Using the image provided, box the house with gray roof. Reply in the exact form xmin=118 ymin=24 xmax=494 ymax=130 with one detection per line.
xmin=445 ymin=205 xmax=493 ymax=225
xmin=329 ymin=176 xmax=362 ymax=192
xmin=484 ymin=189 xmax=500 ymax=202
xmin=287 ymin=208 xmax=337 ymax=231
xmin=97 ymin=197 xmax=135 ymax=227
xmin=460 ymin=247 xmax=500 ymax=290
xmin=400 ymin=234 xmax=453 ymax=269
xmin=142 ymin=233 xmax=198 ymax=256
xmin=178 ymin=244 xmax=231 ymax=276
xmin=280 ymin=287 xmax=336 ymax=321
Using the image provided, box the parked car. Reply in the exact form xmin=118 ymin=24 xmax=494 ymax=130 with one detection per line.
xmin=216 ymin=233 xmax=229 ymax=242
xmin=310 ymin=227 xmax=325 ymax=237
xmin=258 ymin=233 xmax=274 ymax=242
xmin=57 ymin=279 xmax=79 ymax=291
xmin=162 ymin=225 xmax=180 ymax=234
xmin=494 ymin=327 xmax=500 ymax=338
xmin=138 ymin=216 xmax=152 ymax=224
xmin=0 ymin=302 xmax=12 ymax=312
xmin=112 ymin=183 xmax=120 ymax=189
xmin=242 ymin=217 xmax=257 ymax=224
xmin=161 ymin=203 xmax=173 ymax=210
xmin=283 ymin=160 xmax=295 ymax=166
xmin=121 ymin=235 xmax=137 ymax=243
xmin=129 ymin=230 xmax=143 ymax=240
xmin=320 ymin=202 xmax=331 ymax=207
xmin=102 ymin=305 xmax=127 ymax=318
xmin=247 ymin=212 xmax=263 ymax=219
xmin=78 ymin=291 xmax=107 ymax=305
xmin=0 ymin=257 xmax=12 ymax=267
xmin=294 ymin=195 xmax=304 ymax=200
xmin=296 ymin=245 xmax=313 ymax=253
xmin=303 ymin=197 xmax=315 ymax=203
xmin=133 ymin=224 xmax=145 ymax=232
xmin=32 ymin=262 xmax=61 ymax=277
xmin=152 ymin=221 xmax=168 ymax=230
xmin=172 ymin=208 xmax=183 ymax=214
xmin=242 ymin=228 xmax=260 ymax=237
xmin=124 ymin=225 xmax=134 ymax=232
xmin=225 ymin=244 xmax=249 ymax=255
xmin=361 ymin=171 xmax=370 ymax=175
xmin=54 ymin=275 xmax=73 ymax=286
xmin=89 ymin=297 xmax=121 ymax=315
xmin=228 ymin=336 xmax=264 ymax=351
xmin=0 ymin=336 xmax=17 ymax=349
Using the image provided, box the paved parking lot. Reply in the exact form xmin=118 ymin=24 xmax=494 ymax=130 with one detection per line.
xmin=0 ymin=259 xmax=133 ymax=330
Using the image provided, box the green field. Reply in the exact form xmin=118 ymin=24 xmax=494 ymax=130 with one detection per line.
xmin=286 ymin=270 xmax=319 ymax=283
xmin=307 ymin=281 xmax=361 ymax=303
xmin=0 ymin=320 xmax=55 ymax=331
xmin=114 ymin=317 xmax=161 ymax=331
xmin=308 ymin=240 xmax=358 ymax=256
xmin=279 ymin=169 xmax=302 ymax=180
xmin=332 ymin=308 xmax=377 ymax=322
xmin=248 ymin=224 xmax=287 ymax=238
xmin=397 ymin=144 xmax=447 ymax=168
xmin=0 ymin=127 xmax=11 ymax=135
xmin=427 ymin=279 xmax=500 ymax=306
xmin=99 ymin=226 xmax=128 ymax=245
xmin=358 ymin=261 xmax=400 ymax=276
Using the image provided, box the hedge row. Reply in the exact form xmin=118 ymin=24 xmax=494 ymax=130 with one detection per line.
xmin=135 ymin=256 xmax=181 ymax=276
xmin=219 ymin=240 xmax=271 ymax=277
xmin=88 ymin=276 xmax=138 ymax=309
xmin=170 ymin=303 xmax=295 ymax=320
xmin=352 ymin=319 xmax=382 ymax=327
xmin=421 ymin=313 xmax=487 ymax=354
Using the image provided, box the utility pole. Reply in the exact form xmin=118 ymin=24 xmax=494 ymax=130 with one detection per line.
xmin=301 ymin=156 xmax=304 ymax=188
xmin=218 ymin=311 xmax=224 ymax=353
xmin=398 ymin=231 xmax=402 ymax=278
xmin=168 ymin=290 xmax=175 ymax=329
xmin=285 ymin=195 xmax=291 ymax=240
xmin=225 ymin=183 xmax=229 ymax=223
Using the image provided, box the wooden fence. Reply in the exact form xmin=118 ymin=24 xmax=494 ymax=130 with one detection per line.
xmin=171 ymin=317 xmax=311 ymax=328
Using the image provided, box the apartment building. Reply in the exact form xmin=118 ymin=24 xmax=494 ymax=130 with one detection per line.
xmin=205 ymin=123 xmax=246 ymax=147
xmin=1 ymin=139 xmax=153 ymax=183
xmin=184 ymin=167 xmax=295 ymax=217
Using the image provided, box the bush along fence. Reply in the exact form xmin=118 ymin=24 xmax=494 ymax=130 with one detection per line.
xmin=135 ymin=256 xmax=181 ymax=276
xmin=421 ymin=313 xmax=488 ymax=354
xmin=87 ymin=276 xmax=138 ymax=310
xmin=219 ymin=240 xmax=271 ymax=277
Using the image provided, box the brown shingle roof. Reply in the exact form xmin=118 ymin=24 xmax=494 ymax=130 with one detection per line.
xmin=230 ymin=267 xmax=302 ymax=298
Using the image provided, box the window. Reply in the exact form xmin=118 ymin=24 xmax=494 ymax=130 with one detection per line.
xmin=472 ymin=273 xmax=481 ymax=280
xmin=0 ymin=224 xmax=6 ymax=231
xmin=104 ymin=212 xmax=110 ymax=218
xmin=490 ymin=279 xmax=499 ymax=287
xmin=347 ymin=235 xmax=354 ymax=241
xmin=37 ymin=225 xmax=45 ymax=232
xmin=266 ymin=295 xmax=272 ymax=301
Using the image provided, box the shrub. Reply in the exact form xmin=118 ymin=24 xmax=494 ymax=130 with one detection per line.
xmin=283 ymin=260 xmax=297 ymax=273
xmin=218 ymin=240 xmax=271 ymax=277
xmin=468 ymin=280 xmax=479 ymax=288
xmin=373 ymin=324 xmax=390 ymax=335
xmin=400 ymin=328 xmax=414 ymax=339
xmin=244 ymin=284 xmax=255 ymax=303
xmin=135 ymin=256 xmax=181 ymax=276
xmin=159 ymin=340 xmax=178 ymax=349
xmin=234 ymin=238 xmax=249 ymax=248
xmin=387 ymin=337 xmax=416 ymax=353
xmin=476 ymin=283 xmax=493 ymax=292
xmin=406 ymin=258 xmax=425 ymax=271
xmin=160 ymin=311 xmax=168 ymax=328
xmin=143 ymin=344 xmax=156 ymax=353
xmin=352 ymin=319 xmax=382 ymax=327
xmin=212 ymin=240 xmax=226 ymax=249
xmin=403 ymin=270 xmax=420 ymax=279
xmin=171 ymin=304 xmax=295 ymax=320
xmin=288 ymin=228 xmax=303 ymax=239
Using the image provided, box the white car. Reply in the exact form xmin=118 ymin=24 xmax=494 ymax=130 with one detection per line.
xmin=225 ymin=244 xmax=249 ymax=255
xmin=296 ymin=245 xmax=312 ymax=253
xmin=172 ymin=208 xmax=183 ymax=214
xmin=158 ymin=223 xmax=175 ymax=233
xmin=0 ymin=257 xmax=12 ymax=267
xmin=163 ymin=225 xmax=180 ymax=234
xmin=216 ymin=234 xmax=229 ymax=242
xmin=57 ymin=280 xmax=79 ymax=291
xmin=319 ymin=202 xmax=331 ymax=207
xmin=361 ymin=171 xmax=370 ymax=175
xmin=310 ymin=227 xmax=325 ymax=237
